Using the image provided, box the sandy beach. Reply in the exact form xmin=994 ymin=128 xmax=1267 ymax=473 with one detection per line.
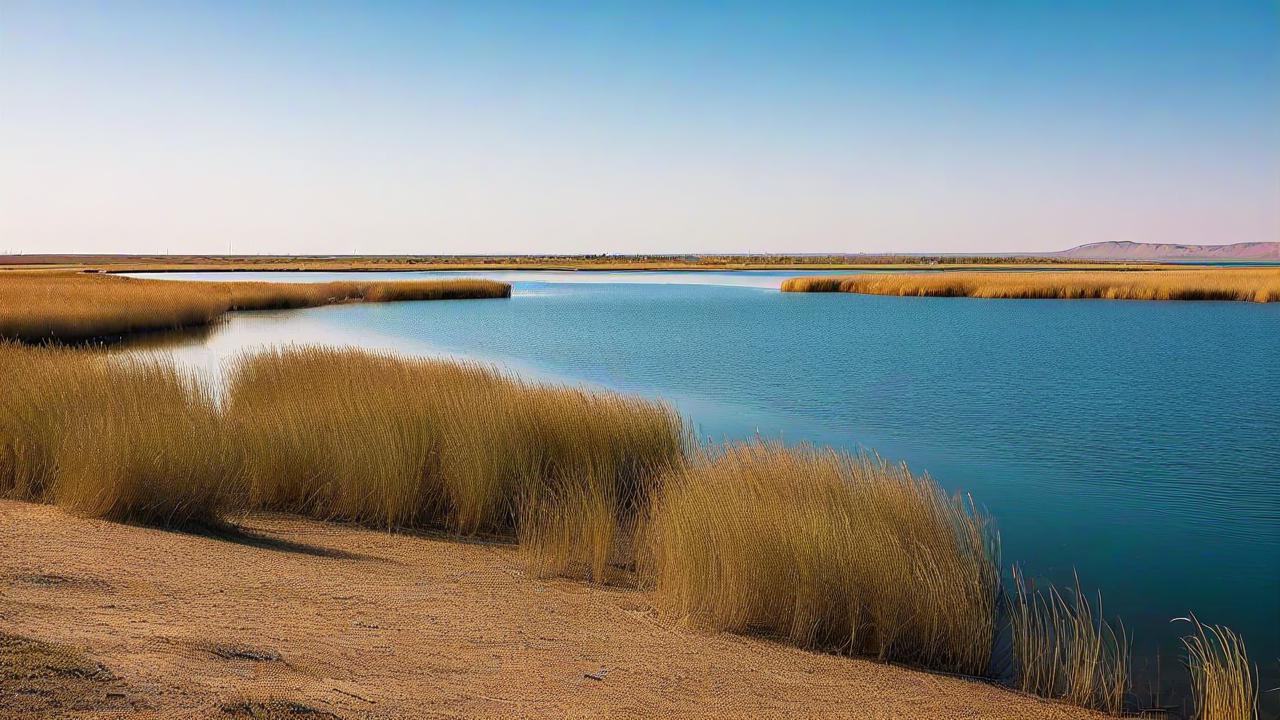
xmin=0 ymin=500 xmax=1103 ymax=719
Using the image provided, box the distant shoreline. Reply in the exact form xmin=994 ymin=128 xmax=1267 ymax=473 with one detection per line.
xmin=782 ymin=267 xmax=1280 ymax=303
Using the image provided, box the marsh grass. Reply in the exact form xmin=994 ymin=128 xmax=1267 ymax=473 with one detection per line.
xmin=781 ymin=269 xmax=1280 ymax=302
xmin=642 ymin=442 xmax=999 ymax=676
xmin=224 ymin=347 xmax=686 ymax=549
xmin=0 ymin=272 xmax=510 ymax=343
xmin=0 ymin=343 xmax=240 ymax=526
xmin=518 ymin=480 xmax=623 ymax=583
xmin=1177 ymin=616 xmax=1257 ymax=720
xmin=0 ymin=631 xmax=133 ymax=715
xmin=1 ymin=342 xmax=683 ymax=537
xmin=1009 ymin=567 xmax=1130 ymax=715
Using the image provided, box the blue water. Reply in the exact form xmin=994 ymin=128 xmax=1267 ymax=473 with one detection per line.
xmin=129 ymin=270 xmax=1280 ymax=710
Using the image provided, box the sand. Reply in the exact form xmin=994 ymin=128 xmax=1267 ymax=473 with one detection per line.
xmin=0 ymin=500 xmax=1100 ymax=719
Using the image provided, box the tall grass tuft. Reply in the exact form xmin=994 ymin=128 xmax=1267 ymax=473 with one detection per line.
xmin=642 ymin=441 xmax=999 ymax=676
xmin=224 ymin=347 xmax=686 ymax=554
xmin=1177 ymin=616 xmax=1258 ymax=720
xmin=0 ymin=342 xmax=239 ymax=526
xmin=49 ymin=358 xmax=239 ymax=527
xmin=0 ymin=272 xmax=510 ymax=343
xmin=1009 ymin=567 xmax=1130 ymax=715
xmin=781 ymin=268 xmax=1280 ymax=303
xmin=0 ymin=343 xmax=92 ymax=499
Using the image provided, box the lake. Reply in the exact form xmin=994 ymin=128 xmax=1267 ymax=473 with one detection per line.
xmin=127 ymin=270 xmax=1280 ymax=708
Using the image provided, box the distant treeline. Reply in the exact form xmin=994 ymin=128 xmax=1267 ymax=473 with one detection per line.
xmin=0 ymin=253 xmax=1088 ymax=269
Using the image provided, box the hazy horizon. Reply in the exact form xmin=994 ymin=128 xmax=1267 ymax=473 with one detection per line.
xmin=2 ymin=1 xmax=1277 ymax=256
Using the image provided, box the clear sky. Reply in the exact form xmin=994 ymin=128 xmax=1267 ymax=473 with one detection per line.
xmin=1 ymin=1 xmax=1276 ymax=255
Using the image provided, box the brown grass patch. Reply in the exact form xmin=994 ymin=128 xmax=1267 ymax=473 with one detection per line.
xmin=207 ymin=644 xmax=282 ymax=663
xmin=0 ymin=271 xmax=510 ymax=343
xmin=781 ymin=268 xmax=1280 ymax=302
xmin=221 ymin=698 xmax=340 ymax=719
xmin=0 ymin=632 xmax=134 ymax=716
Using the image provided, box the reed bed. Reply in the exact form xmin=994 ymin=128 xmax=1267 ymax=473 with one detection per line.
xmin=0 ymin=343 xmax=239 ymax=526
xmin=642 ymin=442 xmax=1000 ymax=676
xmin=224 ymin=347 xmax=687 ymax=575
xmin=1176 ymin=616 xmax=1258 ymax=720
xmin=0 ymin=272 xmax=510 ymax=343
xmin=781 ymin=268 xmax=1280 ymax=302
xmin=1009 ymin=567 xmax=1130 ymax=715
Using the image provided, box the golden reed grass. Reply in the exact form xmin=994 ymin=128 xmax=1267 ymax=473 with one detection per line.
xmin=641 ymin=442 xmax=999 ymax=676
xmin=0 ymin=343 xmax=239 ymax=526
xmin=1010 ymin=567 xmax=1130 ymax=715
xmin=224 ymin=347 xmax=686 ymax=578
xmin=0 ymin=271 xmax=510 ymax=343
xmin=0 ymin=342 xmax=684 ymax=548
xmin=781 ymin=268 xmax=1280 ymax=302
xmin=1176 ymin=616 xmax=1258 ymax=720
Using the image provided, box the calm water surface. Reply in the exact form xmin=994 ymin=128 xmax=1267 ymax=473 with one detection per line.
xmin=129 ymin=270 xmax=1280 ymax=707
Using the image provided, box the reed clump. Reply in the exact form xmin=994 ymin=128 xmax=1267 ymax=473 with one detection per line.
xmin=224 ymin=347 xmax=686 ymax=565
xmin=0 ymin=342 xmax=239 ymax=526
xmin=1009 ymin=567 xmax=1130 ymax=715
xmin=781 ymin=268 xmax=1280 ymax=302
xmin=641 ymin=441 xmax=999 ymax=676
xmin=0 ymin=272 xmax=510 ymax=343
xmin=1177 ymin=616 xmax=1257 ymax=720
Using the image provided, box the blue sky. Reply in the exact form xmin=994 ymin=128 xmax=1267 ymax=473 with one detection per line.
xmin=1 ymin=1 xmax=1276 ymax=254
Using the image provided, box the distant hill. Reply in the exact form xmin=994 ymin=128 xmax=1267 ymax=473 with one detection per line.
xmin=1057 ymin=241 xmax=1280 ymax=261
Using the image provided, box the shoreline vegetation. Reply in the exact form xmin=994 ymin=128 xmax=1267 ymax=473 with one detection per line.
xmin=0 ymin=341 xmax=1259 ymax=719
xmin=0 ymin=271 xmax=511 ymax=343
xmin=780 ymin=268 xmax=1280 ymax=303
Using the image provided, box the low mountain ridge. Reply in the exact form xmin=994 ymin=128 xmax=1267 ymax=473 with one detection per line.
xmin=1057 ymin=241 xmax=1279 ymax=261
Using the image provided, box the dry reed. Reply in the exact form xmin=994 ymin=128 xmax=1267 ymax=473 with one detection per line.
xmin=1176 ymin=616 xmax=1258 ymax=720
xmin=642 ymin=441 xmax=999 ymax=676
xmin=1009 ymin=567 xmax=1130 ymax=714
xmin=2 ymin=342 xmax=684 ymax=540
xmin=223 ymin=347 xmax=686 ymax=567
xmin=781 ymin=268 xmax=1280 ymax=302
xmin=0 ymin=342 xmax=239 ymax=526
xmin=0 ymin=272 xmax=510 ymax=343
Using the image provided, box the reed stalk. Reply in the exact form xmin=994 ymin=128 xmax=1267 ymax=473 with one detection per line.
xmin=1009 ymin=567 xmax=1130 ymax=714
xmin=1176 ymin=616 xmax=1258 ymax=720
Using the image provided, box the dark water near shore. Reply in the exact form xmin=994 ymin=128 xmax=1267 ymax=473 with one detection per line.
xmin=128 ymin=270 xmax=1280 ymax=712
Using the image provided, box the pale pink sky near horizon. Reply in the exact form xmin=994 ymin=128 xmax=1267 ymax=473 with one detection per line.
xmin=2 ymin=2 xmax=1277 ymax=256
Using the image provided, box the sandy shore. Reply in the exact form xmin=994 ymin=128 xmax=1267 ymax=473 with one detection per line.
xmin=0 ymin=500 xmax=1099 ymax=719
